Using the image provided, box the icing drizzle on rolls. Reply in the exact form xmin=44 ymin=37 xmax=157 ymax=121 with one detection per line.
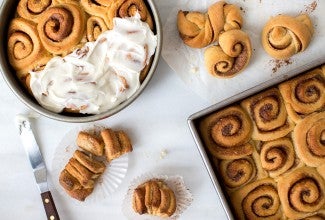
xmin=30 ymin=13 xmax=157 ymax=114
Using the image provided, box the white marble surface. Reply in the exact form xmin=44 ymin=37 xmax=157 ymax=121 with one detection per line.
xmin=0 ymin=0 xmax=226 ymax=218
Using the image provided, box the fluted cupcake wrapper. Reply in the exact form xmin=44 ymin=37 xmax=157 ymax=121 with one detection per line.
xmin=51 ymin=123 xmax=129 ymax=204
xmin=122 ymin=173 xmax=193 ymax=220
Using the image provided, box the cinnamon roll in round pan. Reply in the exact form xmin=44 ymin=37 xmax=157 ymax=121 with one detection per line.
xmin=293 ymin=112 xmax=325 ymax=167
xmin=86 ymin=16 xmax=108 ymax=41
xmin=17 ymin=0 xmax=53 ymax=23
xmin=277 ymin=167 xmax=325 ymax=219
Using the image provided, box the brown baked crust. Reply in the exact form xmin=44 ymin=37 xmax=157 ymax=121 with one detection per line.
xmin=73 ymin=150 xmax=106 ymax=174
xmin=76 ymin=131 xmax=104 ymax=156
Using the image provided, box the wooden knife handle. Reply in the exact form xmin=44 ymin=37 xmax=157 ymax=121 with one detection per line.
xmin=41 ymin=191 xmax=60 ymax=220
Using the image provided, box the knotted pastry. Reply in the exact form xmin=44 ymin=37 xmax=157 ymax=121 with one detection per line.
xmin=241 ymin=88 xmax=295 ymax=141
xmin=262 ymin=14 xmax=314 ymax=59
xmin=259 ymin=138 xmax=296 ymax=178
xmin=293 ymin=112 xmax=325 ymax=167
xmin=87 ymin=16 xmax=108 ymax=41
xmin=177 ymin=1 xmax=242 ymax=48
xmin=101 ymin=129 xmax=133 ymax=162
xmin=17 ymin=0 xmax=53 ymax=23
xmin=279 ymin=67 xmax=325 ymax=123
xmin=106 ymin=0 xmax=154 ymax=30
xmin=277 ymin=167 xmax=325 ymax=219
xmin=7 ymin=18 xmax=51 ymax=79
xmin=199 ymin=106 xmax=254 ymax=160
xmin=231 ymin=178 xmax=283 ymax=220
xmin=133 ymin=180 xmax=176 ymax=217
xmin=77 ymin=131 xmax=104 ymax=156
xmin=37 ymin=3 xmax=86 ymax=55
xmin=204 ymin=29 xmax=252 ymax=78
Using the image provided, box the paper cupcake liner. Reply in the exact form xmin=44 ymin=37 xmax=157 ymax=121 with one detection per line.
xmin=122 ymin=173 xmax=193 ymax=220
xmin=51 ymin=123 xmax=129 ymax=204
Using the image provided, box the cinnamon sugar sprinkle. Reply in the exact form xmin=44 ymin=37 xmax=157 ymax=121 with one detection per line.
xmin=302 ymin=1 xmax=318 ymax=14
xmin=269 ymin=59 xmax=292 ymax=74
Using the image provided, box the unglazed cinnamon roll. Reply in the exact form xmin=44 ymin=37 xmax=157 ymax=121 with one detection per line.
xmin=199 ymin=106 xmax=254 ymax=160
xmin=279 ymin=67 xmax=325 ymax=123
xmin=17 ymin=0 xmax=53 ymax=23
xmin=204 ymin=29 xmax=252 ymax=78
xmin=277 ymin=167 xmax=325 ymax=219
xmin=7 ymin=18 xmax=51 ymax=79
xmin=262 ymin=14 xmax=314 ymax=59
xmin=259 ymin=138 xmax=296 ymax=178
xmin=86 ymin=16 xmax=108 ymax=41
xmin=231 ymin=178 xmax=283 ymax=220
xmin=241 ymin=88 xmax=295 ymax=141
xmin=106 ymin=0 xmax=153 ymax=30
xmin=293 ymin=112 xmax=325 ymax=167
xmin=80 ymin=0 xmax=111 ymax=26
xmin=177 ymin=1 xmax=242 ymax=48
xmin=37 ymin=3 xmax=86 ymax=55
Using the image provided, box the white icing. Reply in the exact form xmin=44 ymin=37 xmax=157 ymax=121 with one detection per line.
xmin=30 ymin=14 xmax=157 ymax=114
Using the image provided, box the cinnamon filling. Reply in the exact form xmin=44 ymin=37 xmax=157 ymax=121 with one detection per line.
xmin=27 ymin=0 xmax=51 ymax=14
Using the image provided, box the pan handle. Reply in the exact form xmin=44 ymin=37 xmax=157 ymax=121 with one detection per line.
xmin=41 ymin=191 xmax=60 ymax=220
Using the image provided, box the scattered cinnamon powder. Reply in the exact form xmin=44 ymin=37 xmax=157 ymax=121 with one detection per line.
xmin=303 ymin=1 xmax=317 ymax=13
xmin=269 ymin=59 xmax=292 ymax=74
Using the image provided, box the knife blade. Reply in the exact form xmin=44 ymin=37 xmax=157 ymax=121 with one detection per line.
xmin=16 ymin=115 xmax=60 ymax=220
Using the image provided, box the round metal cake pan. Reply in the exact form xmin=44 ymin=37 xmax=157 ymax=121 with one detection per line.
xmin=0 ymin=0 xmax=162 ymax=123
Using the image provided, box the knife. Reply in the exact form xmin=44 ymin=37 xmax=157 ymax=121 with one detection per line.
xmin=16 ymin=115 xmax=60 ymax=220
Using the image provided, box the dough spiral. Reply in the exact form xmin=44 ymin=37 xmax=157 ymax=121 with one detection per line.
xmin=279 ymin=67 xmax=325 ymax=123
xmin=293 ymin=112 xmax=325 ymax=167
xmin=199 ymin=106 xmax=253 ymax=160
xmin=262 ymin=14 xmax=314 ymax=59
xmin=241 ymin=88 xmax=295 ymax=141
xmin=86 ymin=16 xmax=108 ymax=41
xmin=204 ymin=29 xmax=251 ymax=78
xmin=278 ymin=167 xmax=325 ymax=219
xmin=17 ymin=0 xmax=53 ymax=22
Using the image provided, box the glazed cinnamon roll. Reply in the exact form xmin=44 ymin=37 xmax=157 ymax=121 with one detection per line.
xmin=7 ymin=18 xmax=51 ymax=79
xmin=204 ymin=29 xmax=252 ymax=78
xmin=241 ymin=88 xmax=295 ymax=141
xmin=199 ymin=106 xmax=254 ymax=160
xmin=279 ymin=67 xmax=325 ymax=123
xmin=17 ymin=0 xmax=53 ymax=22
xmin=231 ymin=178 xmax=283 ymax=220
xmin=262 ymin=14 xmax=314 ymax=59
xmin=106 ymin=0 xmax=153 ymax=30
xmin=277 ymin=167 xmax=325 ymax=219
xmin=86 ymin=16 xmax=108 ymax=41
xmin=177 ymin=1 xmax=242 ymax=48
xmin=293 ymin=112 xmax=325 ymax=167
xmin=259 ymin=138 xmax=296 ymax=178
xmin=37 ymin=3 xmax=86 ymax=55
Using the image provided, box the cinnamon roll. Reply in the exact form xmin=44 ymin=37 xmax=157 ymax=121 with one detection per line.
xmin=37 ymin=3 xmax=86 ymax=55
xmin=106 ymin=0 xmax=153 ymax=30
xmin=177 ymin=1 xmax=242 ymax=48
xmin=204 ymin=29 xmax=252 ymax=78
xmin=199 ymin=106 xmax=254 ymax=160
xmin=7 ymin=18 xmax=51 ymax=79
xmin=293 ymin=112 xmax=325 ymax=167
xmin=231 ymin=178 xmax=283 ymax=220
xmin=277 ymin=167 xmax=325 ymax=219
xmin=80 ymin=0 xmax=111 ymax=25
xmin=241 ymin=88 xmax=295 ymax=141
xmin=87 ymin=16 xmax=108 ymax=41
xmin=262 ymin=14 xmax=314 ymax=59
xmin=17 ymin=0 xmax=53 ymax=23
xmin=259 ymin=138 xmax=296 ymax=178
xmin=279 ymin=67 xmax=325 ymax=123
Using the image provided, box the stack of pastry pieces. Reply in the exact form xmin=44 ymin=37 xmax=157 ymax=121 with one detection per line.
xmin=59 ymin=128 xmax=132 ymax=201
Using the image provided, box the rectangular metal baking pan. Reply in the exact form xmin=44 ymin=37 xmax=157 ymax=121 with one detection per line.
xmin=187 ymin=57 xmax=325 ymax=220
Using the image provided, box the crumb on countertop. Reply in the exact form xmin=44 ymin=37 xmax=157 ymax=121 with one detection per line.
xmin=190 ymin=66 xmax=199 ymax=74
xmin=302 ymin=1 xmax=317 ymax=13
xmin=269 ymin=58 xmax=292 ymax=74
xmin=160 ymin=149 xmax=168 ymax=159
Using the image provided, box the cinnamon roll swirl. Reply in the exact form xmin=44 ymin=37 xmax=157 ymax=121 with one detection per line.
xmin=37 ymin=3 xmax=86 ymax=55
xmin=262 ymin=14 xmax=314 ymax=59
xmin=259 ymin=138 xmax=296 ymax=178
xmin=199 ymin=106 xmax=254 ymax=160
xmin=293 ymin=112 xmax=325 ymax=167
xmin=106 ymin=0 xmax=153 ymax=30
xmin=17 ymin=0 xmax=53 ymax=22
xmin=87 ymin=16 xmax=108 ymax=41
xmin=241 ymin=88 xmax=295 ymax=141
xmin=231 ymin=178 xmax=283 ymax=220
xmin=80 ymin=0 xmax=111 ymax=25
xmin=204 ymin=29 xmax=252 ymax=78
xmin=177 ymin=1 xmax=242 ymax=48
xmin=277 ymin=167 xmax=325 ymax=219
xmin=7 ymin=18 xmax=51 ymax=79
xmin=279 ymin=68 xmax=325 ymax=123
